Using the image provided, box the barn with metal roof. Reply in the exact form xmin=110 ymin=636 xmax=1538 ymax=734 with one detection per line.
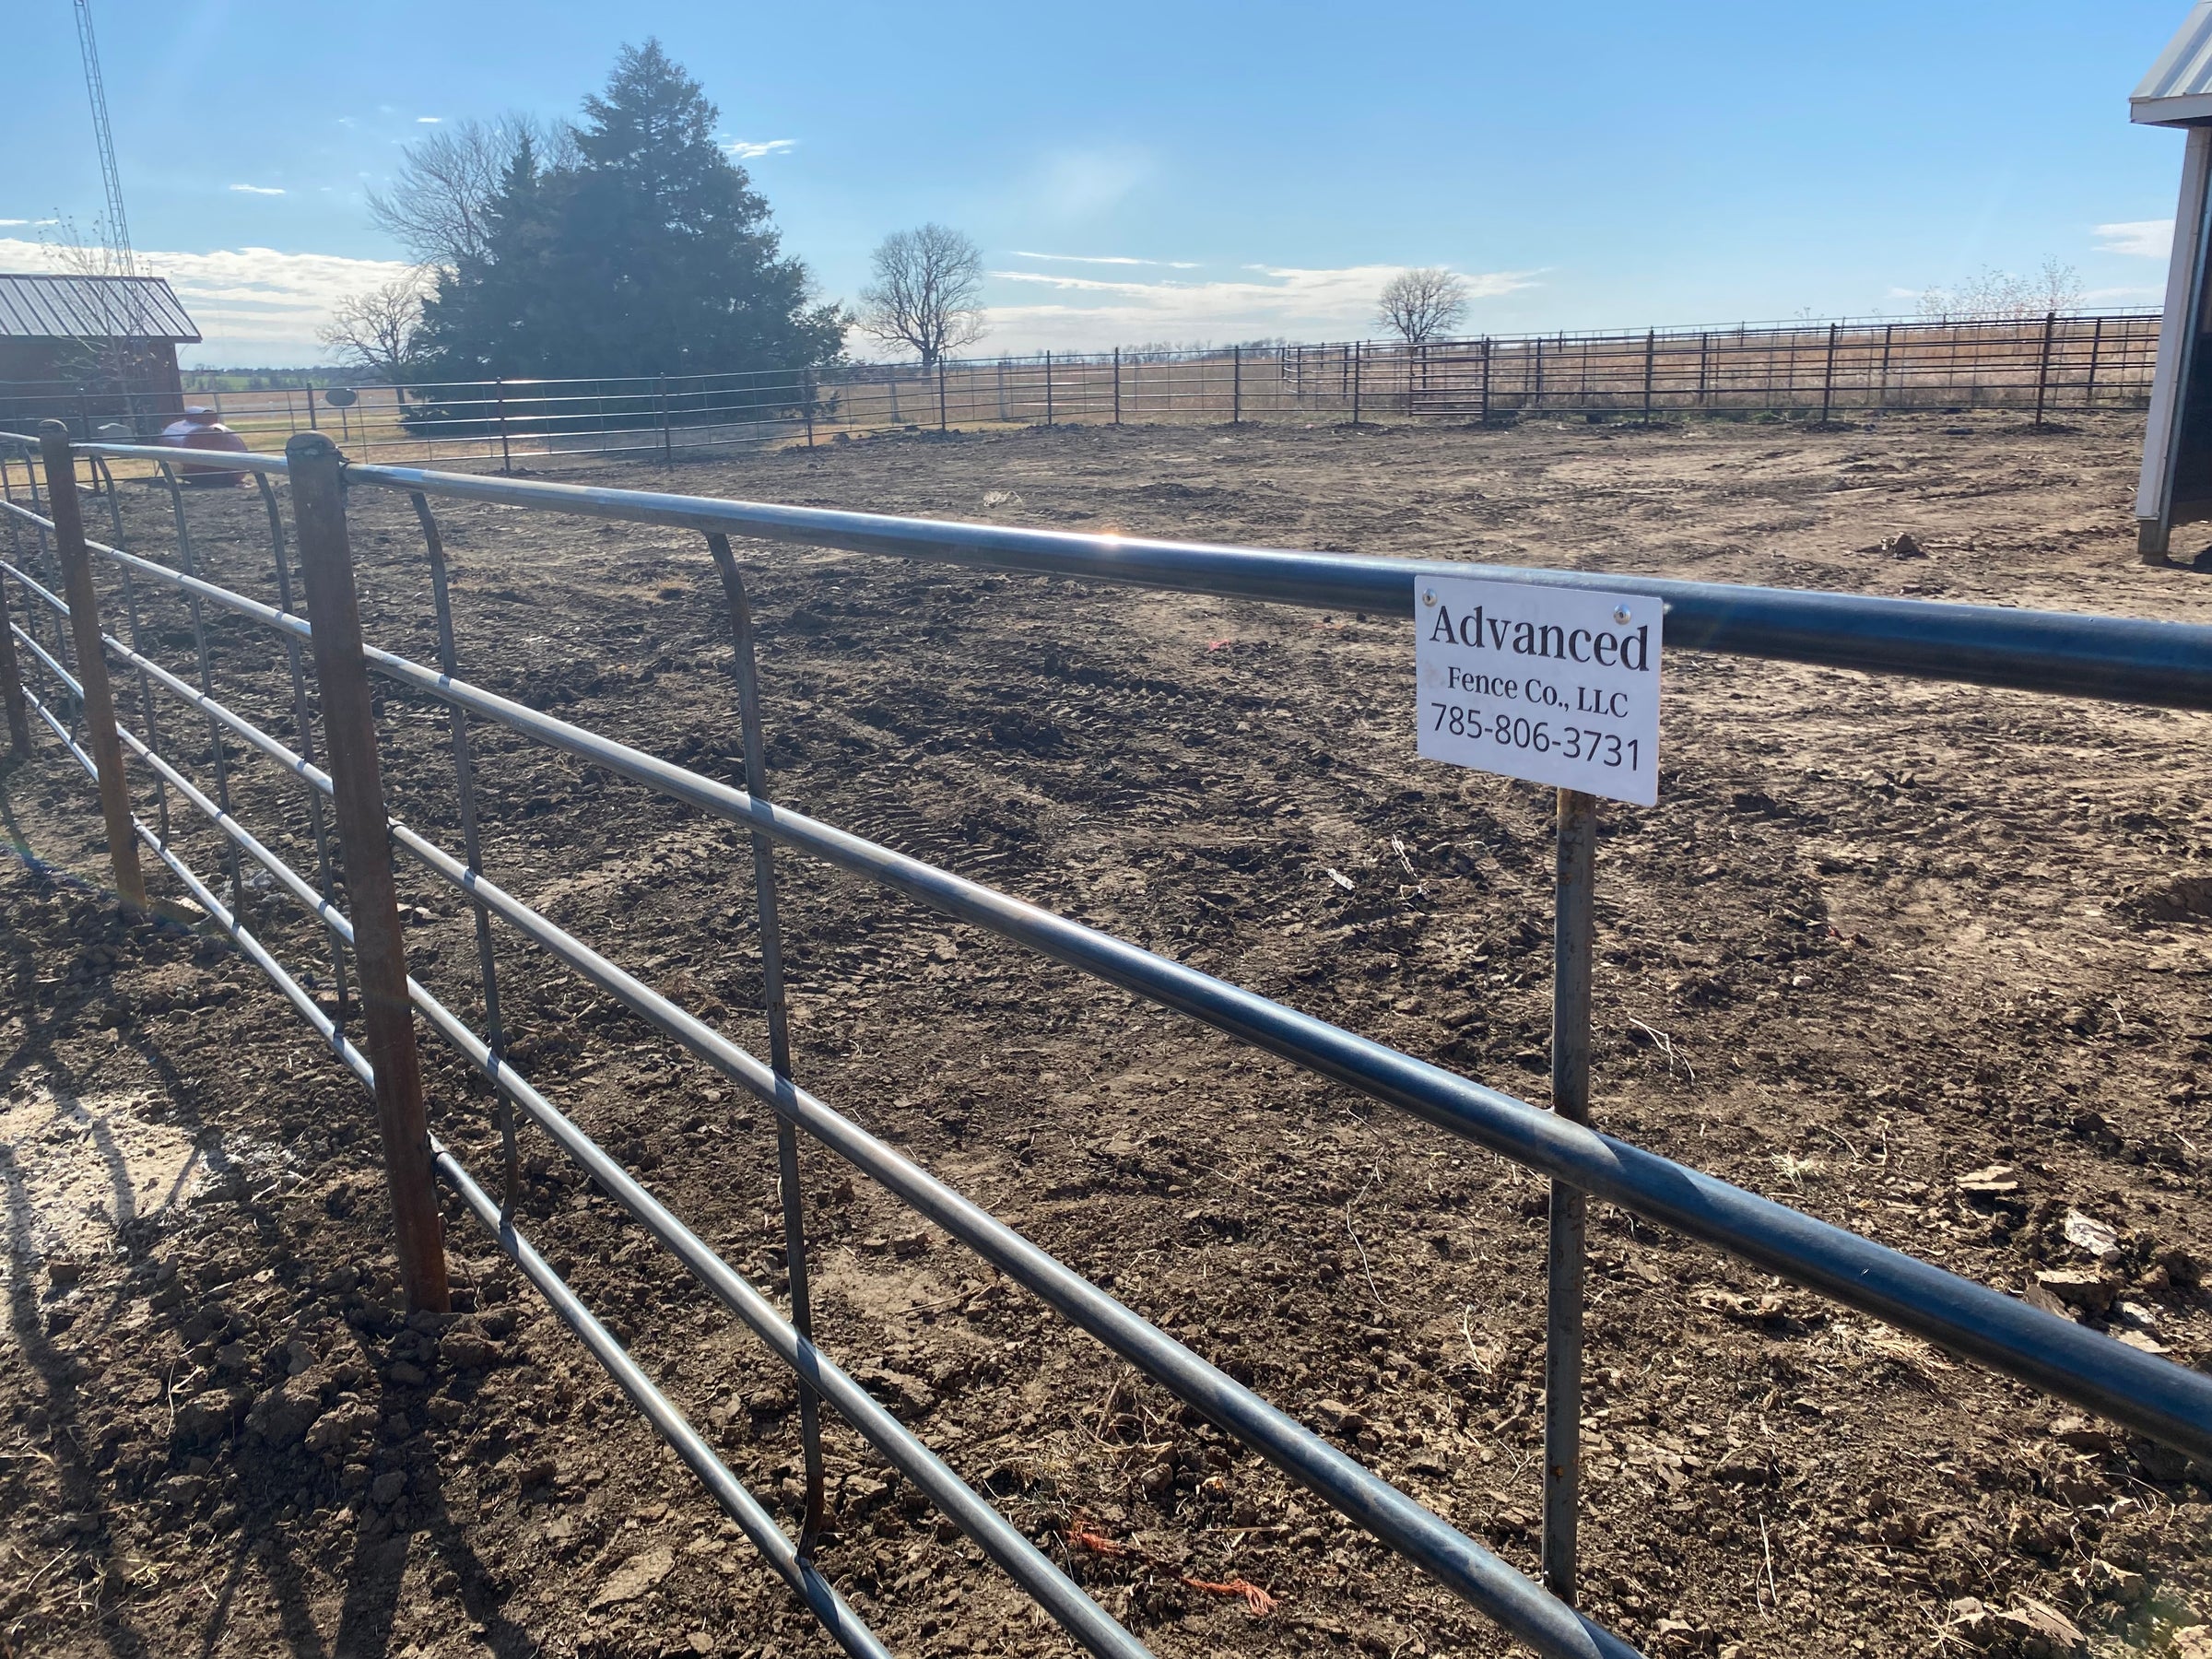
xmin=0 ymin=271 xmax=200 ymax=434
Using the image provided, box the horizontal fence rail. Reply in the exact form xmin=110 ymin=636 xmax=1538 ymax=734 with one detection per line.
xmin=0 ymin=307 xmax=2162 ymax=475
xmin=3 ymin=424 xmax=2209 ymax=1659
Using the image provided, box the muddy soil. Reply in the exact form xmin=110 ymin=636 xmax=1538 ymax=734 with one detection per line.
xmin=4 ymin=409 xmax=2211 ymax=1659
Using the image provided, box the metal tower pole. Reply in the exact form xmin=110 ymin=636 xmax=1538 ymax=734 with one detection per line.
xmin=75 ymin=0 xmax=137 ymax=277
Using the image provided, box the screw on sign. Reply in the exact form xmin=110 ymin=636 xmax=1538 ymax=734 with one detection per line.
xmin=1415 ymin=574 xmax=1662 ymax=807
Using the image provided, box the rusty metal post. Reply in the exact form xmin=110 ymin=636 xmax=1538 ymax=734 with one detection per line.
xmin=0 ymin=561 xmax=31 ymax=759
xmin=2033 ymin=310 xmax=2057 ymax=429
xmin=1819 ymin=322 xmax=1839 ymax=424
xmin=38 ymin=423 xmax=146 ymax=908
xmin=287 ymin=431 xmax=450 ymax=1313
xmin=1542 ymin=786 xmax=1597 ymax=1604
xmin=495 ymin=377 xmax=514 ymax=475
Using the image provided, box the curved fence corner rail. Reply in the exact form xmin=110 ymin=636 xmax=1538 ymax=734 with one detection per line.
xmin=3 ymin=431 xmax=2208 ymax=1659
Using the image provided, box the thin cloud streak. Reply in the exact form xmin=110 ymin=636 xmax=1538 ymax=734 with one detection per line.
xmin=724 ymin=138 xmax=797 ymax=159
xmin=1010 ymin=251 xmax=1201 ymax=268
xmin=979 ymin=262 xmax=1538 ymax=351
xmin=229 ymin=184 xmax=287 ymax=196
xmin=2096 ymin=218 xmax=2172 ymax=260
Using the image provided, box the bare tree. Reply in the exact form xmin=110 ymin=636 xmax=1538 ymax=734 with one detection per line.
xmin=317 ymin=272 xmax=430 ymax=382
xmin=367 ymin=114 xmax=572 ymax=270
xmin=856 ymin=224 xmax=987 ymax=367
xmin=1915 ymin=259 xmax=2085 ymax=322
xmin=1376 ymin=266 xmax=1468 ymax=345
xmin=37 ymin=216 xmax=155 ymax=392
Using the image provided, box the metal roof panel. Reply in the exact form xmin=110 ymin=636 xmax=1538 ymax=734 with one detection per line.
xmin=0 ymin=274 xmax=200 ymax=342
xmin=2136 ymin=3 xmax=2212 ymax=124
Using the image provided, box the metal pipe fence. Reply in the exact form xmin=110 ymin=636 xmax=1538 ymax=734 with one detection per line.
xmin=2 ymin=425 xmax=2208 ymax=1658
xmin=1 ymin=308 xmax=2163 ymax=477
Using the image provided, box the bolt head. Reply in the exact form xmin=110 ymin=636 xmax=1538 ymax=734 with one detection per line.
xmin=1421 ymin=588 xmax=1437 ymax=607
xmin=1613 ymin=605 xmax=1632 ymax=625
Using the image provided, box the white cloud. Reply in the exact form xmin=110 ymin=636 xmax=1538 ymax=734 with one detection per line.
xmin=971 ymin=262 xmax=1539 ymax=352
xmin=724 ymin=138 xmax=796 ymax=159
xmin=1028 ymin=148 xmax=1151 ymax=222
xmin=1011 ymin=251 xmax=1201 ymax=269
xmin=0 ymin=237 xmax=415 ymax=365
xmin=417 ymin=116 xmax=442 ymax=124
xmin=2096 ymin=218 xmax=2173 ymax=260
xmin=229 ymin=183 xmax=286 ymax=196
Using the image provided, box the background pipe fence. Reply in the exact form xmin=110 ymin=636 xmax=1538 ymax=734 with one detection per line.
xmin=0 ymin=307 xmax=2163 ymax=477
xmin=2 ymin=425 xmax=2209 ymax=1658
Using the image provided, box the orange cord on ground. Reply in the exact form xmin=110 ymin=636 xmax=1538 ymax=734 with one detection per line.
xmin=1065 ymin=1516 xmax=1278 ymax=1618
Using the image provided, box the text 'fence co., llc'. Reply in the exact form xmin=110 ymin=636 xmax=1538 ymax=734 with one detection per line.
xmin=1416 ymin=574 xmax=1663 ymax=806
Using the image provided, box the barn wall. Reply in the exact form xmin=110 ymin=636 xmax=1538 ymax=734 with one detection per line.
xmin=0 ymin=339 xmax=186 ymax=435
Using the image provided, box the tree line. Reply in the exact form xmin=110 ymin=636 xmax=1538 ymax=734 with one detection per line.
xmin=324 ymin=41 xmax=988 ymax=385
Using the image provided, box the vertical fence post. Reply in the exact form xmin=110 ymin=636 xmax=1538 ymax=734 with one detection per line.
xmin=1112 ymin=347 xmax=1123 ymax=427
xmin=287 ymin=431 xmax=451 ymax=1315
xmin=2033 ymin=310 xmax=2057 ymax=428
xmin=1044 ymin=352 xmax=1054 ymax=427
xmin=306 ymin=382 xmax=320 ymax=431
xmin=0 ymin=555 xmax=33 ymax=759
xmin=1232 ymin=345 xmax=1242 ymax=424
xmin=657 ymin=374 xmax=675 ymax=465
xmin=1350 ymin=341 xmax=1362 ymax=425
xmin=257 ymin=473 xmax=348 ymax=1028
xmin=1877 ymin=323 xmax=1895 ymax=410
xmin=413 ymin=493 xmax=512 ymax=1213
xmin=1542 ymin=785 xmax=1597 ymax=1605
xmin=803 ymin=368 xmax=816 ymax=448
xmin=494 ymin=377 xmax=514 ymax=475
xmin=1480 ymin=337 xmax=1492 ymax=424
xmin=704 ymin=533 xmax=830 ymax=1549
xmin=936 ymin=358 xmax=948 ymax=432
xmin=1819 ymin=322 xmax=1839 ymax=424
xmin=1641 ymin=330 xmax=1656 ymax=425
xmin=2086 ymin=316 xmax=2104 ymax=408
xmin=38 ymin=423 xmax=146 ymax=909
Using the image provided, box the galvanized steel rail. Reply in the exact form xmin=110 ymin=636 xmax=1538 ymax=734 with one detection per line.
xmin=6 ymin=428 xmax=2211 ymax=1657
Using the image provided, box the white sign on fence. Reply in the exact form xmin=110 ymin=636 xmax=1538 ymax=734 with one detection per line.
xmin=1415 ymin=575 xmax=1662 ymax=806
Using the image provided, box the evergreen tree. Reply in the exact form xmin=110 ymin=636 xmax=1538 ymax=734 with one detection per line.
xmin=415 ymin=41 xmax=842 ymax=380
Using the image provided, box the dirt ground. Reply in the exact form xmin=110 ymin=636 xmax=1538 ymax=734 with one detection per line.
xmin=4 ymin=408 xmax=2211 ymax=1659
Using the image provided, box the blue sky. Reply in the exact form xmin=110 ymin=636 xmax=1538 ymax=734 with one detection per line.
xmin=0 ymin=0 xmax=2195 ymax=366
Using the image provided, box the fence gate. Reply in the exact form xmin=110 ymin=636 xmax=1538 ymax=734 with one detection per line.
xmin=2 ymin=419 xmax=2209 ymax=1659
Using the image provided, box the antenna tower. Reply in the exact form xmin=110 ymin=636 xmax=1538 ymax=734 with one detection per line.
xmin=74 ymin=0 xmax=138 ymax=278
